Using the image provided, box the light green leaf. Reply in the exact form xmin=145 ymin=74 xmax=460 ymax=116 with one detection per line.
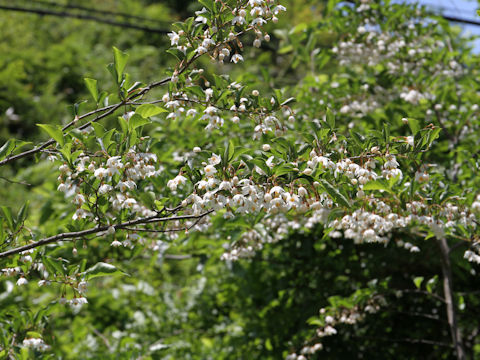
xmin=407 ymin=118 xmax=420 ymax=135
xmin=37 ymin=124 xmax=64 ymax=146
xmin=91 ymin=122 xmax=106 ymax=139
xmin=118 ymin=116 xmax=128 ymax=134
xmin=0 ymin=140 xmax=15 ymax=161
xmin=113 ymin=47 xmax=129 ymax=83
xmin=228 ymin=139 xmax=235 ymax=161
xmin=129 ymin=114 xmax=152 ymax=130
xmin=84 ymin=78 xmax=99 ymax=103
xmin=363 ymin=179 xmax=394 ymax=194
xmin=84 ymin=262 xmax=128 ymax=279
xmin=413 ymin=276 xmax=424 ymax=289
xmin=135 ymin=104 xmax=168 ymax=118
xmin=26 ymin=331 xmax=42 ymax=339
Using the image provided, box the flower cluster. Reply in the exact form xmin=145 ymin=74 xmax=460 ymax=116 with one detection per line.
xmin=56 ymin=147 xmax=162 ymax=222
xmin=22 ymin=337 xmax=51 ymax=351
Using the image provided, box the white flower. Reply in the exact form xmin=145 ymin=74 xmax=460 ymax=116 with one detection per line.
xmin=72 ymin=208 xmax=92 ymax=221
xmin=73 ymin=193 xmax=86 ymax=206
xmin=94 ymin=168 xmax=108 ymax=179
xmin=231 ymin=54 xmax=244 ymax=64
xmin=78 ymin=281 xmax=88 ymax=293
xmin=232 ymin=16 xmax=245 ymax=26
xmin=195 ymin=7 xmax=208 ymax=23
xmin=168 ymin=31 xmax=180 ymax=46
xmin=16 ymin=277 xmax=28 ymax=286
xmin=262 ymin=144 xmax=270 ymax=151
xmin=251 ymin=18 xmax=267 ymax=26
xmin=98 ymin=184 xmax=113 ymax=195
xmin=273 ymin=5 xmax=287 ymax=14
xmin=196 ymin=46 xmax=208 ymax=55
xmin=209 ymin=153 xmax=221 ymax=165
xmin=111 ymin=240 xmax=122 ymax=247
xmin=204 ymin=165 xmax=217 ymax=177
xmin=406 ymin=136 xmax=414 ymax=146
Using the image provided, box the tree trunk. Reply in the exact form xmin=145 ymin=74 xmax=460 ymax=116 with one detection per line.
xmin=437 ymin=236 xmax=466 ymax=360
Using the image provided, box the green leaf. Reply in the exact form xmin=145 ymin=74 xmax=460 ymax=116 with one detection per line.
xmin=0 ymin=206 xmax=15 ymax=231
xmin=26 ymin=331 xmax=42 ymax=339
xmin=84 ymin=78 xmax=99 ymax=103
xmin=407 ymin=118 xmax=420 ymax=135
xmin=43 ymin=257 xmax=65 ymax=276
xmin=426 ymin=276 xmax=437 ymax=293
xmin=91 ymin=122 xmax=106 ymax=139
xmin=59 ymin=142 xmax=72 ymax=164
xmin=228 ymin=139 xmax=235 ymax=161
xmin=37 ymin=124 xmax=64 ymax=146
xmin=427 ymin=127 xmax=441 ymax=147
xmin=118 ymin=116 xmax=128 ymax=134
xmin=84 ymin=262 xmax=128 ymax=279
xmin=135 ymin=104 xmax=168 ymax=118
xmin=383 ymin=122 xmax=390 ymax=144
xmin=265 ymin=338 xmax=273 ymax=351
xmin=129 ymin=114 xmax=151 ymax=130
xmin=319 ymin=178 xmax=350 ymax=207
xmin=199 ymin=0 xmax=214 ymax=11
xmin=363 ymin=179 xmax=394 ymax=194
xmin=16 ymin=201 xmax=29 ymax=230
xmin=113 ymin=47 xmax=129 ymax=83
xmin=326 ymin=107 xmax=335 ymax=129
xmin=0 ymin=140 xmax=15 ymax=161
xmin=413 ymin=276 xmax=424 ymax=289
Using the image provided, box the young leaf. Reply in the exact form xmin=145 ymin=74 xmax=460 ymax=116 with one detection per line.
xmin=413 ymin=276 xmax=424 ymax=289
xmin=37 ymin=124 xmax=64 ymax=146
xmin=84 ymin=78 xmax=99 ymax=103
xmin=113 ymin=47 xmax=129 ymax=83
xmin=407 ymin=118 xmax=420 ymax=135
xmin=129 ymin=114 xmax=151 ymax=130
xmin=135 ymin=104 xmax=168 ymax=118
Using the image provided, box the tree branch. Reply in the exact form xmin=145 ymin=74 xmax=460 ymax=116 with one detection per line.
xmin=0 ymin=209 xmax=213 ymax=259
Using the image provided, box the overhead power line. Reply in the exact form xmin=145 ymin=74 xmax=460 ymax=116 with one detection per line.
xmin=0 ymin=2 xmax=169 ymax=34
xmin=27 ymin=0 xmax=167 ymax=26
xmin=440 ymin=15 xmax=480 ymax=27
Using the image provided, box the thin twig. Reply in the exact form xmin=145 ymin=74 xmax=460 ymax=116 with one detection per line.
xmin=0 ymin=176 xmax=31 ymax=186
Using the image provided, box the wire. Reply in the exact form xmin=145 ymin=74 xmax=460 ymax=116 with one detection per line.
xmin=0 ymin=4 xmax=169 ymax=34
xmin=26 ymin=0 xmax=168 ymax=26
